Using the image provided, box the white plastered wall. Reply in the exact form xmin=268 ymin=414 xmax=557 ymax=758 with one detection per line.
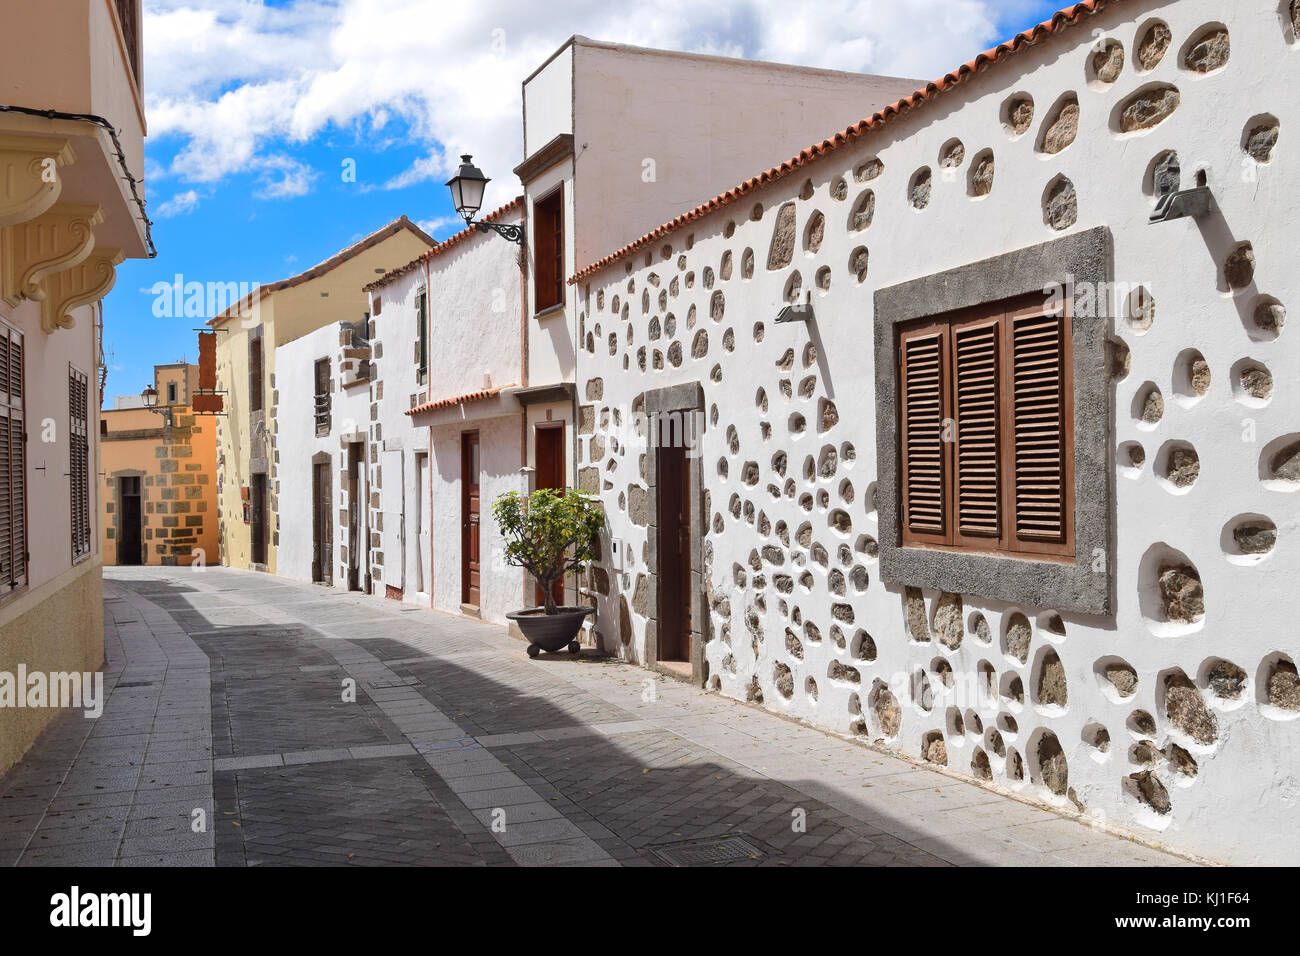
xmin=576 ymin=0 xmax=1300 ymax=864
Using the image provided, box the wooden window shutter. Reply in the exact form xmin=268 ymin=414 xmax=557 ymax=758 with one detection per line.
xmin=69 ymin=366 xmax=91 ymax=560
xmin=533 ymin=186 xmax=563 ymax=312
xmin=899 ymin=323 xmax=948 ymax=545
xmin=951 ymin=312 xmax=1002 ymax=545
xmin=0 ymin=323 xmax=25 ymax=588
xmin=1006 ymin=296 xmax=1073 ymax=555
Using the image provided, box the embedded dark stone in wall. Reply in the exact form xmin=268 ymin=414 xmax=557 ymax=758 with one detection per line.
xmin=1041 ymin=96 xmax=1079 ymax=153
xmin=784 ymin=628 xmax=804 ymax=660
xmin=631 ymin=574 xmax=648 ymax=616
xmin=939 ymin=140 xmax=964 ymax=167
xmin=805 ymin=210 xmax=824 ymax=252
xmin=1268 ymin=659 xmax=1300 ymax=709
xmin=1110 ymin=338 xmax=1132 ymax=379
xmin=850 ymin=190 xmax=875 ymax=232
xmin=589 ymin=566 xmax=610 ymax=596
xmin=1164 ymin=671 xmax=1218 ymax=744
xmin=905 ymin=587 xmax=930 ymax=642
xmin=774 ymin=662 xmax=794 ymax=699
xmin=1119 ymin=85 xmax=1180 ymax=132
xmin=1224 ymin=243 xmax=1256 ymax=290
xmin=828 ymin=660 xmax=860 ymax=683
xmin=934 ymin=593 xmax=963 ymax=650
xmin=969 ymin=153 xmax=994 ymax=196
xmin=1158 ymin=564 xmax=1204 ymax=622
xmin=870 ymin=679 xmax=901 ymax=736
xmin=1246 ymin=123 xmax=1280 ymax=163
xmin=1184 ymin=27 xmax=1229 ymax=73
xmin=1092 ymin=42 xmax=1124 ymax=82
xmin=909 ymin=168 xmax=932 ymax=209
xmin=767 ymin=202 xmax=797 ymax=271
xmin=1240 ymin=366 xmax=1273 ymax=400
xmin=854 ymin=157 xmax=884 ymax=182
xmin=1006 ymin=612 xmax=1031 ymax=663
xmin=922 ymin=732 xmax=947 ymax=765
xmin=1165 ymin=446 xmax=1199 ymax=487
xmin=1036 ymin=650 xmax=1068 ymax=708
xmin=1036 ymin=732 xmax=1068 ymax=795
xmin=1233 ymin=523 xmax=1276 ymax=554
xmin=1006 ymin=95 xmax=1034 ymax=135
xmin=971 ymin=749 xmax=993 ymax=780
xmin=1164 ymin=743 xmax=1198 ymax=778
xmin=619 ymin=595 xmax=632 ymax=644
xmin=578 ymin=467 xmax=599 ymax=494
xmin=628 ymin=485 xmax=648 ymax=526
xmin=1270 ymin=441 xmax=1300 ymax=481
xmin=1254 ymin=299 xmax=1285 ymax=335
xmin=1044 ymin=176 xmax=1077 ymax=230
xmin=746 ymin=675 xmax=763 ymax=703
xmin=1127 ymin=770 xmax=1171 ymax=814
xmin=1137 ymin=21 xmax=1172 ymax=69
xmin=851 ymin=246 xmax=869 ymax=283
xmin=1206 ymin=659 xmax=1247 ymax=699
xmin=586 ymin=377 xmax=603 ymax=400
xmin=1105 ymin=661 xmax=1138 ymax=697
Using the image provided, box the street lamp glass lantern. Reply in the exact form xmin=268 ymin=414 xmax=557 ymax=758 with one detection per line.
xmin=141 ymin=385 xmax=158 ymax=408
xmin=446 ymin=154 xmax=489 ymax=224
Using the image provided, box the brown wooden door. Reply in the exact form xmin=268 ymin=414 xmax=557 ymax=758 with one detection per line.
xmin=534 ymin=422 xmax=565 ymax=607
xmin=312 ymin=461 xmax=332 ymax=585
xmin=119 ymin=476 xmax=142 ymax=566
xmin=657 ymin=443 xmax=691 ymax=662
xmin=347 ymin=443 xmax=363 ymax=590
xmin=462 ymin=432 xmax=480 ymax=607
xmin=250 ymin=474 xmax=267 ymax=566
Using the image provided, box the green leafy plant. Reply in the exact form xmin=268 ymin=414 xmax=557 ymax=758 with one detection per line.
xmin=491 ymin=488 xmax=604 ymax=614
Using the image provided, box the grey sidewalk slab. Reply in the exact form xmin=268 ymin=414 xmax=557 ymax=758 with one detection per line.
xmin=1 ymin=566 xmax=1198 ymax=867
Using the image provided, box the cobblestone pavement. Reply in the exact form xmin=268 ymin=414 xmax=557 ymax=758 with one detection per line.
xmin=0 ymin=567 xmax=1195 ymax=867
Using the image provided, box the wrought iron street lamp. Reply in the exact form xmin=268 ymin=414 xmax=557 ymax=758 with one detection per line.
xmin=141 ymin=385 xmax=158 ymax=407
xmin=445 ymin=154 xmax=524 ymax=245
xmin=141 ymin=384 xmax=173 ymax=431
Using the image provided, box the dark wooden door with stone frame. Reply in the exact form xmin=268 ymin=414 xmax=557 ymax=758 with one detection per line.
xmin=534 ymin=421 xmax=565 ymax=607
xmin=657 ymin=442 xmax=691 ymax=663
xmin=462 ymin=431 xmax=480 ymax=608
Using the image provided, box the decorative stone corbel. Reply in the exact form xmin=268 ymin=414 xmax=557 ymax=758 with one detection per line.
xmin=0 ymin=136 xmax=75 ymax=228
xmin=39 ymin=246 xmax=123 ymax=333
xmin=1 ymin=203 xmax=103 ymax=306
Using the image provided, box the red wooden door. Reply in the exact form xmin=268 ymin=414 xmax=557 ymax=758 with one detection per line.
xmin=534 ymin=423 xmax=565 ymax=607
xmin=657 ymin=443 xmax=691 ymax=662
xmin=462 ymin=432 xmax=480 ymax=607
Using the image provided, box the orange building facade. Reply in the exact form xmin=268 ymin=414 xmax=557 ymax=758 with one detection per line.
xmin=100 ymin=362 xmax=219 ymax=566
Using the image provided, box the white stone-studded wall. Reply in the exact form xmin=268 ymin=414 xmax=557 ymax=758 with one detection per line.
xmin=369 ymin=266 xmax=433 ymax=604
xmin=576 ymin=0 xmax=1300 ymax=864
xmin=274 ymin=322 xmax=373 ymax=586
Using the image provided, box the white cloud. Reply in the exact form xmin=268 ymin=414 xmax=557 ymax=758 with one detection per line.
xmin=416 ymin=215 xmax=465 ymax=239
xmin=155 ymin=188 xmax=202 ymax=217
xmin=142 ymin=0 xmax=1035 ymax=209
xmin=253 ymin=155 xmax=318 ymax=199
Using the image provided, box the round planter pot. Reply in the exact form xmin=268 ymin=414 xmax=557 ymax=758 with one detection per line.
xmin=507 ymin=606 xmax=595 ymax=657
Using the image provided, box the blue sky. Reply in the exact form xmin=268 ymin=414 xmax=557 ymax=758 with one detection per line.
xmin=102 ymin=0 xmax=1068 ymax=401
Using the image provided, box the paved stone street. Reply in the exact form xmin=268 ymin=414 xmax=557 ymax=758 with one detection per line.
xmin=0 ymin=567 xmax=1194 ymax=867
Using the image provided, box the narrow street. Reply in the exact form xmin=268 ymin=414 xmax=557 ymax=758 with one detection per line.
xmin=0 ymin=567 xmax=1191 ymax=867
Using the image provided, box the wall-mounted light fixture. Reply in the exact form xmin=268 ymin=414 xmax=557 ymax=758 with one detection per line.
xmin=141 ymin=384 xmax=174 ymax=431
xmin=1150 ymin=155 xmax=1212 ymax=224
xmin=446 ymin=154 xmax=525 ymax=245
xmin=775 ymin=297 xmax=815 ymax=324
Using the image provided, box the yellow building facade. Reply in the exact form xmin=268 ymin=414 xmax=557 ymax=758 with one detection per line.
xmin=0 ymin=1 xmax=151 ymax=774
xmin=210 ymin=218 xmax=434 ymax=573
xmin=100 ymin=363 xmax=219 ymax=567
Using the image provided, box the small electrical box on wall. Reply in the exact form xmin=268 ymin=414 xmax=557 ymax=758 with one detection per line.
xmin=608 ymin=537 xmax=625 ymax=572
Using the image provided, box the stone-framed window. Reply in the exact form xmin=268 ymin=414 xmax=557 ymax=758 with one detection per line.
xmin=415 ymin=288 xmax=428 ymax=386
xmin=313 ymin=357 xmax=331 ymax=436
xmin=874 ymin=227 xmax=1114 ymax=615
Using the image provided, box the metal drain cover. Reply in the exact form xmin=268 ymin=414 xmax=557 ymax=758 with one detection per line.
xmin=653 ymin=836 xmax=762 ymax=866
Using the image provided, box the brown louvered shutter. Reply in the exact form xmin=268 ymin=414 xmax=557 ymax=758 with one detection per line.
xmin=70 ymin=366 xmax=91 ymax=560
xmin=951 ymin=311 xmax=1002 ymax=546
xmin=0 ymin=322 xmax=25 ymax=589
xmin=899 ymin=323 xmax=948 ymax=545
xmin=1006 ymin=295 xmax=1073 ymax=555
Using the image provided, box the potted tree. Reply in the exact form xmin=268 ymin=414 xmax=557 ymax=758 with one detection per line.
xmin=493 ymin=488 xmax=604 ymax=658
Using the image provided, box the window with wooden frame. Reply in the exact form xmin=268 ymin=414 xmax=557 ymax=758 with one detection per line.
xmin=248 ymin=336 xmax=264 ymax=412
xmin=415 ymin=289 xmax=428 ymax=385
xmin=898 ymin=291 xmax=1074 ymax=560
xmin=0 ymin=321 xmax=26 ymax=591
xmin=533 ymin=185 xmax=564 ymax=313
xmin=69 ymin=365 xmax=91 ymax=560
xmin=313 ymin=358 xmax=331 ymax=436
